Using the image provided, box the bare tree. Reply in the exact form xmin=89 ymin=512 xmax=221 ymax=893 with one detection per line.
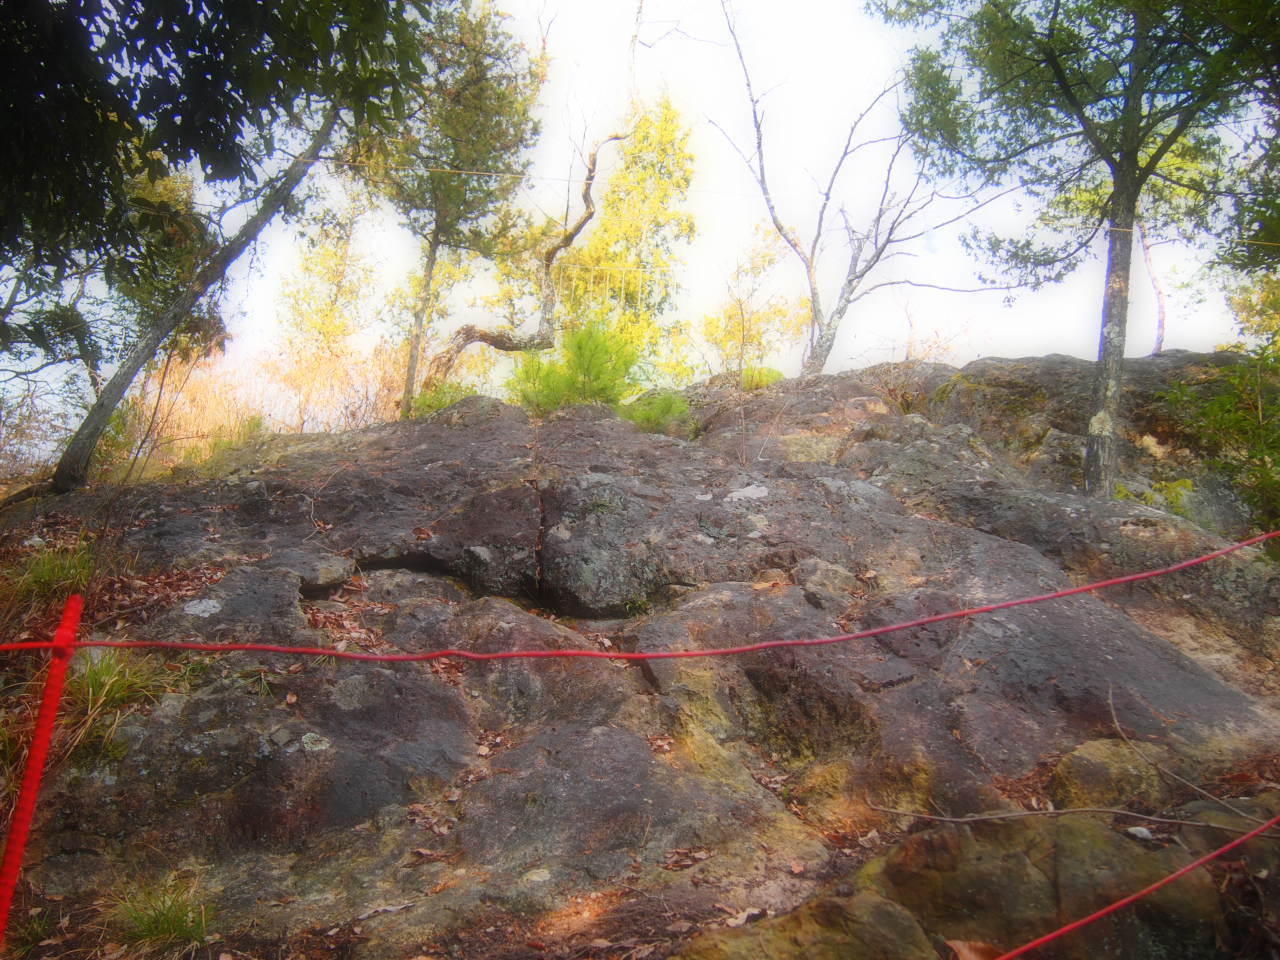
xmin=421 ymin=131 xmax=629 ymax=386
xmin=718 ymin=2 xmax=1007 ymax=376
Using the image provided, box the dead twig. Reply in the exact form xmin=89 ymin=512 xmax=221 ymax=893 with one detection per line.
xmin=864 ymin=797 xmax=1280 ymax=840
xmin=1108 ymin=687 xmax=1268 ymax=827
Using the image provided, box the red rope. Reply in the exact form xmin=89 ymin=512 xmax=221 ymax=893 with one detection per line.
xmin=0 ymin=534 xmax=1273 ymax=953
xmin=994 ymin=808 xmax=1280 ymax=959
xmin=0 ymin=594 xmax=83 ymax=953
xmin=0 ymin=530 xmax=1275 ymax=664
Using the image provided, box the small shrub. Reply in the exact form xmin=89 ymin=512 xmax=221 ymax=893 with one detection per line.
xmin=108 ymin=879 xmax=211 ymax=957
xmin=740 ymin=366 xmax=783 ymax=391
xmin=91 ymin=398 xmax=149 ymax=480
xmin=509 ymin=320 xmax=641 ymax=416
xmin=182 ymin=414 xmax=266 ymax=472
xmin=1114 ymin=478 xmax=1194 ymax=518
xmin=1164 ymin=339 xmax=1280 ymax=535
xmin=0 ymin=541 xmax=96 ymax=624
xmin=618 ymin=391 xmax=691 ymax=435
xmin=411 ymin=382 xmax=477 ymax=418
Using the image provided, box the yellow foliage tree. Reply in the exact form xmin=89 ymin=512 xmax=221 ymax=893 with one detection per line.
xmin=700 ymin=228 xmax=807 ymax=381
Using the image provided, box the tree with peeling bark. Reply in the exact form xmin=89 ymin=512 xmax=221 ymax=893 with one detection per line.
xmin=465 ymin=101 xmax=697 ymax=390
xmin=719 ymin=2 xmax=1001 ymax=378
xmin=874 ymin=0 xmax=1273 ymax=497
xmin=420 ymin=130 xmax=631 ymax=387
xmin=360 ymin=2 xmax=543 ymax=419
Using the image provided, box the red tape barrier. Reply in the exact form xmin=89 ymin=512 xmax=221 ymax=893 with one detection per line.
xmin=0 ymin=531 xmax=1277 ymax=955
xmin=0 ymin=593 xmax=82 ymax=954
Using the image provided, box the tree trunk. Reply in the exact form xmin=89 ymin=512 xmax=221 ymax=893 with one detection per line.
xmin=400 ymin=232 xmax=441 ymax=418
xmin=52 ymin=111 xmax=337 ymax=493
xmin=1137 ymin=219 xmax=1168 ymax=354
xmin=798 ymin=268 xmax=827 ymax=377
xmin=1083 ymin=183 xmax=1138 ymax=497
xmin=417 ymin=132 xmax=628 ymax=388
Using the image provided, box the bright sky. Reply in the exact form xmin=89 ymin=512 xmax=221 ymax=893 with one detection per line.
xmin=223 ymin=0 xmax=1239 ymax=378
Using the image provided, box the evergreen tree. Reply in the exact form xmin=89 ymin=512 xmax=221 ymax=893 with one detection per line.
xmin=361 ymin=1 xmax=543 ymax=417
xmin=876 ymin=0 xmax=1276 ymax=496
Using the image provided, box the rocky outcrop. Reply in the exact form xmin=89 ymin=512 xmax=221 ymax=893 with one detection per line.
xmin=6 ymin=354 xmax=1279 ymax=959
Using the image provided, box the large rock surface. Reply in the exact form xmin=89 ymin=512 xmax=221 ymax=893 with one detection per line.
xmin=6 ymin=356 xmax=1280 ymax=959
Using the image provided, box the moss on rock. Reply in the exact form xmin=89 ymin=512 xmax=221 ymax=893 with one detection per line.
xmin=674 ymin=893 xmax=935 ymax=960
xmin=1047 ymin=739 xmax=1176 ymax=810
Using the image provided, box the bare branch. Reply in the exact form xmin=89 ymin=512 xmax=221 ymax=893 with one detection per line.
xmin=421 ymin=129 xmax=631 ymax=386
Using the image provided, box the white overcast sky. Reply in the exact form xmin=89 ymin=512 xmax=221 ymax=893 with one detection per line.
xmin=224 ymin=0 xmax=1239 ymax=376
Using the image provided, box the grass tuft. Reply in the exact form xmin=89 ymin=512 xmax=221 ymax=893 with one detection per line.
xmin=108 ymin=879 xmax=212 ymax=958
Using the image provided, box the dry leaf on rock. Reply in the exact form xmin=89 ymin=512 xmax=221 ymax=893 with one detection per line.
xmin=946 ymin=941 xmax=1003 ymax=960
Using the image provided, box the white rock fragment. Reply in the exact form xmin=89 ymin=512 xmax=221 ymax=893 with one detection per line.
xmin=300 ymin=732 xmax=332 ymax=753
xmin=183 ymin=598 xmax=222 ymax=618
xmin=725 ymin=484 xmax=769 ymax=501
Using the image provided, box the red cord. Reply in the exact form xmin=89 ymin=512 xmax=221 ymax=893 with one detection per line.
xmin=0 ymin=530 xmax=1275 ymax=664
xmin=994 ymin=809 xmax=1280 ymax=959
xmin=0 ymin=533 xmax=1274 ymax=953
xmin=0 ymin=594 xmax=83 ymax=953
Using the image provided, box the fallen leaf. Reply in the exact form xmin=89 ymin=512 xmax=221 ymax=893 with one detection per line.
xmin=724 ymin=907 xmax=767 ymax=928
xmin=789 ymin=861 xmax=806 ymax=875
xmin=946 ymin=940 xmax=1003 ymax=960
xmin=476 ymin=744 xmax=491 ymax=756
xmin=665 ymin=921 xmax=692 ymax=934
xmin=355 ymin=901 xmax=415 ymax=920
xmin=590 ymin=939 xmax=613 ymax=948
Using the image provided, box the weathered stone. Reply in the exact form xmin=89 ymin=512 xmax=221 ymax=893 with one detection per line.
xmin=1047 ymin=739 xmax=1177 ymax=810
xmin=875 ymin=817 xmax=1222 ymax=960
xmin=259 ymin=545 xmax=355 ymax=592
xmin=675 ymin=893 xmax=935 ymax=960
xmin=9 ymin=356 xmax=1280 ymax=959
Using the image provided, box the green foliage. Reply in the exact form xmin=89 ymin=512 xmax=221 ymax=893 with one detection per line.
xmin=3 ymin=541 xmax=96 ymax=610
xmin=6 ymin=907 xmax=57 ymax=959
xmin=178 ymin=415 xmax=267 ymax=476
xmin=90 ymin=397 xmax=148 ymax=480
xmin=740 ymin=367 xmax=784 ymax=391
xmin=1 ymin=0 xmax=439 ymax=281
xmin=618 ymin=391 xmax=692 ymax=436
xmin=558 ymin=98 xmax=698 ymax=383
xmin=108 ymin=879 xmax=211 ymax=957
xmin=700 ymin=229 xmax=805 ymax=382
xmin=508 ymin=321 xmax=641 ymax=416
xmin=412 ymin=382 xmax=478 ymax=417
xmin=1165 ymin=341 xmax=1280 ymax=530
xmin=362 ymin=0 xmax=542 ymax=414
xmin=1229 ymin=272 xmax=1280 ymax=341
xmin=1114 ymin=478 xmax=1195 ymax=518
xmin=876 ymin=0 xmax=1265 ymax=287
xmin=66 ymin=650 xmax=169 ymax=716
xmin=369 ymin=2 xmax=543 ymax=253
